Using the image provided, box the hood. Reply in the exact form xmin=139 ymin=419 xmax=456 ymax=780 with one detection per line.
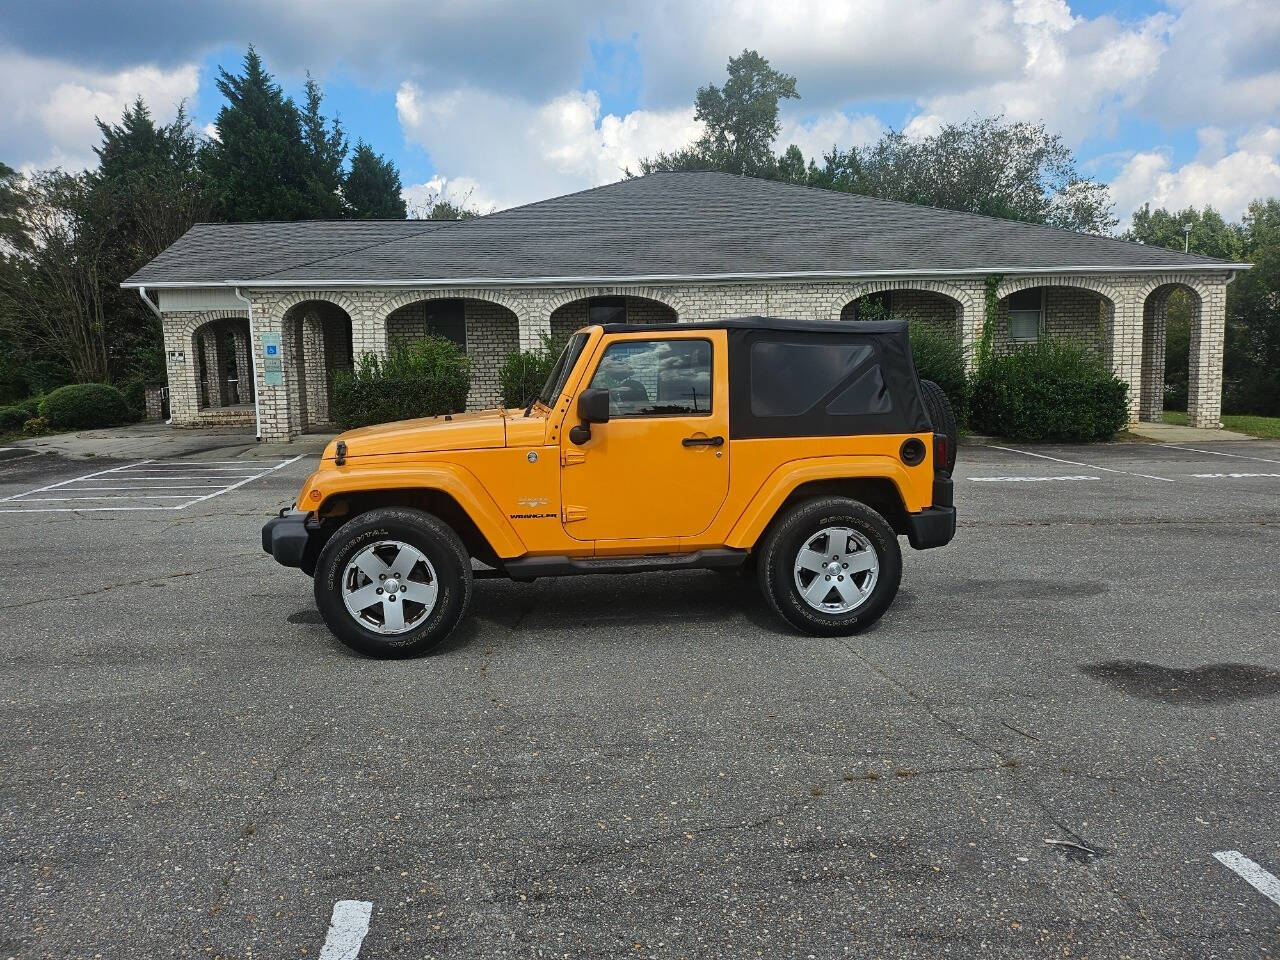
xmin=325 ymin=408 xmax=515 ymax=459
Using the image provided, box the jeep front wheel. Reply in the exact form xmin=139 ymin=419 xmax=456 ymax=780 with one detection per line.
xmin=313 ymin=507 xmax=473 ymax=658
xmin=757 ymin=497 xmax=902 ymax=636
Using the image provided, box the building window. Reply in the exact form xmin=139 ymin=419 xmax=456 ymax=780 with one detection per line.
xmin=588 ymin=296 xmax=627 ymax=325
xmin=424 ymin=299 xmax=466 ymax=351
xmin=1007 ymin=287 xmax=1043 ymax=343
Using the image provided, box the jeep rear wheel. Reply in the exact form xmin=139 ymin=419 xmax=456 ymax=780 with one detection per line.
xmin=314 ymin=507 xmax=472 ymax=658
xmin=757 ymin=497 xmax=902 ymax=636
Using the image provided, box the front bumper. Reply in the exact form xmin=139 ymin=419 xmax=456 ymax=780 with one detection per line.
xmin=904 ymin=505 xmax=956 ymax=550
xmin=261 ymin=510 xmax=320 ymax=572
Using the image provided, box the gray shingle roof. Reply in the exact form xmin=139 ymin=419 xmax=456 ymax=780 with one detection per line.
xmin=124 ymin=220 xmax=451 ymax=285
xmin=124 ymin=172 xmax=1240 ymax=287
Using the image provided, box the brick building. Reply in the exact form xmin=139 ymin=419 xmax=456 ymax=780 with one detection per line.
xmin=123 ymin=172 xmax=1247 ymax=442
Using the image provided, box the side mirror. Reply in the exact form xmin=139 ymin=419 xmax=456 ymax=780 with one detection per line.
xmin=569 ymin=387 xmax=610 ymax=446
xmin=577 ymin=387 xmax=611 ymax=424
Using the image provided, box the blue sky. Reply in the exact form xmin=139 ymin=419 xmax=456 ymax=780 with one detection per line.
xmin=2 ymin=0 xmax=1277 ymax=226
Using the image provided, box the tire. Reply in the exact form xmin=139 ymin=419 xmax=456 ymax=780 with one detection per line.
xmin=756 ymin=497 xmax=902 ymax=636
xmin=920 ymin=378 xmax=958 ymax=475
xmin=313 ymin=507 xmax=473 ymax=658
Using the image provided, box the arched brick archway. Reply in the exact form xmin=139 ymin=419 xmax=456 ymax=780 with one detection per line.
xmin=271 ymin=290 xmax=364 ymax=323
xmin=836 ymin=286 xmax=964 ymax=334
xmin=281 ymin=299 xmax=354 ymax=433
xmin=991 ymin=280 xmax=1116 ymax=359
xmin=541 ymin=286 xmax=688 ymax=321
xmin=375 ymin=288 xmax=528 ymax=323
xmin=185 ymin=311 xmax=254 ymax=420
xmin=994 ymin=275 xmax=1122 ymax=305
xmin=548 ymin=293 xmax=678 ymax=343
xmin=380 ymin=296 xmax=520 ymax=409
xmin=1138 ymin=281 xmax=1205 ymax=424
xmin=825 ymin=279 xmax=977 ymax=328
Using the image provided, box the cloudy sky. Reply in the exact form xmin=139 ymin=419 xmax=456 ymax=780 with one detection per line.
xmin=1 ymin=0 xmax=1278 ymax=227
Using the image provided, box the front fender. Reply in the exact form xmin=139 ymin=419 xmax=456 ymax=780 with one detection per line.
xmin=300 ymin=461 xmax=527 ymax=558
xmin=724 ymin=455 xmax=923 ymax=549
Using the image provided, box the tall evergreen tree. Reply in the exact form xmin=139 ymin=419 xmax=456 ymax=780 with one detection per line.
xmin=301 ymin=74 xmax=347 ymax=218
xmin=202 ymin=46 xmax=317 ymax=221
xmin=344 ymin=141 xmax=407 ymax=219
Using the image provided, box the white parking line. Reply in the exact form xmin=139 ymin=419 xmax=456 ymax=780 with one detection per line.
xmin=1214 ymin=851 xmax=1280 ymax=908
xmin=1187 ymin=472 xmax=1280 ymax=479
xmin=318 ymin=900 xmax=373 ymax=960
xmin=967 ymin=475 xmax=1101 ymax=482
xmin=1163 ymin=444 xmax=1280 ymax=465
xmin=0 ymin=456 xmax=302 ymax=513
xmin=989 ymin=445 xmax=1176 ymax=482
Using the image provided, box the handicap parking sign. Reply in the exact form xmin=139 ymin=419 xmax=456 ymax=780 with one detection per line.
xmin=260 ymin=333 xmax=284 ymax=386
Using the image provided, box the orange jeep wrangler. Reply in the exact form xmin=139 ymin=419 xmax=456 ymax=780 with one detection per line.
xmin=263 ymin=317 xmax=956 ymax=657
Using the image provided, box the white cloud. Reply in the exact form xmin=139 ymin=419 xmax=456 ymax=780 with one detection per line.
xmin=903 ymin=114 xmax=945 ymax=141
xmin=779 ymin=111 xmax=883 ymax=162
xmin=396 ymin=83 xmax=701 ymax=209
xmin=1111 ymin=126 xmax=1280 ymax=225
xmin=401 ymin=175 xmax=501 ymax=218
xmin=631 ymin=0 xmax=1022 ymax=109
xmin=1137 ymin=0 xmax=1280 ymax=130
xmin=0 ymin=49 xmax=197 ymax=171
xmin=911 ymin=0 xmax=1170 ymax=143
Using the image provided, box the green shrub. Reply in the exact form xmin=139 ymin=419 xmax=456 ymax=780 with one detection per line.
xmin=498 ymin=332 xmax=562 ymax=407
xmin=23 ymin=416 xmax=48 ymax=435
xmin=38 ymin=383 xmax=132 ymax=429
xmin=16 ymin=395 xmax=42 ymax=417
xmin=331 ymin=337 xmax=471 ymax=430
xmin=0 ymin=405 xmax=29 ymax=432
xmin=971 ymin=339 xmax=1129 ymax=442
xmin=908 ymin=322 xmax=968 ymax=423
xmin=118 ymin=376 xmax=148 ymax=417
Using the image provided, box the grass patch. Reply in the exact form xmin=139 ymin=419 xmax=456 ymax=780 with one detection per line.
xmin=1163 ymin=410 xmax=1280 ymax=439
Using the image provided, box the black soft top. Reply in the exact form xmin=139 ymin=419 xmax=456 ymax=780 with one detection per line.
xmin=599 ymin=315 xmax=909 ymax=336
xmin=599 ymin=315 xmax=931 ymax=439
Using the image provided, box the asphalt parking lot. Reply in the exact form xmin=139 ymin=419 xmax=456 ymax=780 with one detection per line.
xmin=1 ymin=440 xmax=1278 ymax=958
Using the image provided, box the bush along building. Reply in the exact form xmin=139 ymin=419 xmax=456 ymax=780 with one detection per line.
xmin=124 ymin=172 xmax=1247 ymax=442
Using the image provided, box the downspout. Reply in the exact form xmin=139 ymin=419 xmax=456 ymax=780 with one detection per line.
xmin=137 ymin=287 xmax=171 ymax=424
xmin=232 ymin=288 xmax=262 ymax=441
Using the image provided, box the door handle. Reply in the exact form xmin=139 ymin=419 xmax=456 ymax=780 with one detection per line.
xmin=682 ymin=435 xmax=724 ymax=447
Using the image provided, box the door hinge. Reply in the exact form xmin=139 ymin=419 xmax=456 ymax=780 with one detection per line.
xmin=561 ymin=450 xmax=585 ymax=466
xmin=563 ymin=505 xmax=588 ymax=523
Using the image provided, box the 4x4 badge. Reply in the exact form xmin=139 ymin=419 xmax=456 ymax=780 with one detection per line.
xmin=517 ymin=496 xmax=549 ymax=508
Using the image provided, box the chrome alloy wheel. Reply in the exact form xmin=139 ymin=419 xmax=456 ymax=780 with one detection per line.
xmin=792 ymin=525 xmax=879 ymax=614
xmin=342 ymin=540 xmax=438 ymax=634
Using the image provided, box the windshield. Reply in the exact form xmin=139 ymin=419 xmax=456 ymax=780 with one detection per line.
xmin=537 ymin=332 xmax=590 ymax=407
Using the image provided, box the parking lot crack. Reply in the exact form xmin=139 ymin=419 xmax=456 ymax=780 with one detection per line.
xmin=0 ymin=565 xmax=222 ymax=611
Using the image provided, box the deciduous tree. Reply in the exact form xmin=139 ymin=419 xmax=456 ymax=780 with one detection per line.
xmin=640 ymin=50 xmax=798 ymax=177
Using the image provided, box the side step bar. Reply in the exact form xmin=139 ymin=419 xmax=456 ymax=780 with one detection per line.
xmin=495 ymin=548 xmax=748 ymax=581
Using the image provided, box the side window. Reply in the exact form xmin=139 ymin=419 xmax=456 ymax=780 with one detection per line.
xmin=588 ymin=339 xmax=713 ymax=417
xmin=1007 ymin=287 xmax=1042 ymax=344
xmin=749 ymin=341 xmax=890 ymax=417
